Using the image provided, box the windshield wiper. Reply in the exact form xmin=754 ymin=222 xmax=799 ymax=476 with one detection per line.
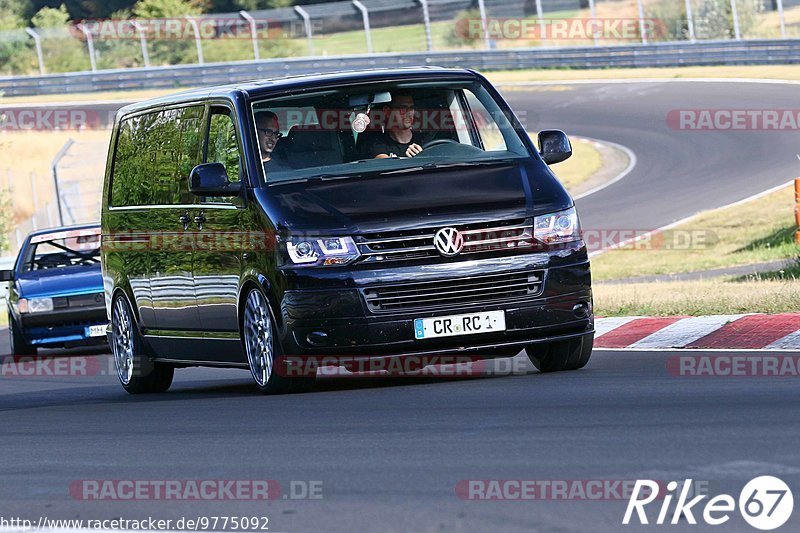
xmin=423 ymin=158 xmax=518 ymax=169
xmin=268 ymin=171 xmax=379 ymax=186
xmin=379 ymin=158 xmax=518 ymax=175
xmin=268 ymin=158 xmax=520 ymax=184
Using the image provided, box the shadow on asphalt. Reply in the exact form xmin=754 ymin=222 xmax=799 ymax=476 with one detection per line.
xmin=0 ymin=350 xmax=542 ymax=411
xmin=170 ymin=370 xmax=539 ymax=396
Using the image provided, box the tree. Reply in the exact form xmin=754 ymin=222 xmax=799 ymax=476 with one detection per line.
xmin=31 ymin=4 xmax=70 ymax=28
xmin=0 ymin=0 xmax=31 ymax=28
xmin=30 ymin=4 xmax=93 ymax=73
xmin=694 ymin=0 xmax=764 ymax=39
xmin=235 ymin=0 xmax=294 ymax=9
xmin=0 ymin=0 xmax=34 ymax=74
xmin=132 ymin=0 xmax=203 ymax=18
xmin=73 ymin=1 xmax=134 ymax=19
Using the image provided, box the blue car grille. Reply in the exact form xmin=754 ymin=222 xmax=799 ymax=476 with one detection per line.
xmin=52 ymin=292 xmax=105 ymax=309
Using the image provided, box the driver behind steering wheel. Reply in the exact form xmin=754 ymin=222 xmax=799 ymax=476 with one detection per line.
xmin=368 ymin=92 xmax=435 ymax=159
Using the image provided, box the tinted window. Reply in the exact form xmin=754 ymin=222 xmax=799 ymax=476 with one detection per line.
xmin=251 ymin=81 xmax=530 ymax=184
xmin=206 ymin=108 xmax=241 ymax=182
xmin=110 ymin=106 xmax=203 ymax=207
xmin=202 ymin=107 xmax=242 ymax=204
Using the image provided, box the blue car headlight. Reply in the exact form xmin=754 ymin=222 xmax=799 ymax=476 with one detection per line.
xmin=19 ymin=297 xmax=54 ymax=313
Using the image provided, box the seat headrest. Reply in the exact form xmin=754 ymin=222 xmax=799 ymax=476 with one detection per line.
xmin=286 ymin=128 xmax=340 ymax=152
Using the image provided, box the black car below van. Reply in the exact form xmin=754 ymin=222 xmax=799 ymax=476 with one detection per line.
xmin=100 ymin=67 xmax=594 ymax=394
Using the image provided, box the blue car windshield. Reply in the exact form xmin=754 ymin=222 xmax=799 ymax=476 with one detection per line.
xmin=21 ymin=228 xmax=101 ymax=273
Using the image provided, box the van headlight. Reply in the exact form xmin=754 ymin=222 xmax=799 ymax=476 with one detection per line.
xmin=19 ymin=297 xmax=53 ymax=313
xmin=285 ymin=236 xmax=361 ymax=267
xmin=533 ymin=207 xmax=581 ymax=244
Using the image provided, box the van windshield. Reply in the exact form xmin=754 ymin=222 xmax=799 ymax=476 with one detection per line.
xmin=251 ymin=80 xmax=532 ymax=184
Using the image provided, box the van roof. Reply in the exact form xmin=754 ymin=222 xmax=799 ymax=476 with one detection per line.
xmin=116 ymin=66 xmax=482 ymax=117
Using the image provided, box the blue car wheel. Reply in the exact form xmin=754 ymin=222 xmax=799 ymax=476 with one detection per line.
xmin=8 ymin=311 xmax=36 ymax=356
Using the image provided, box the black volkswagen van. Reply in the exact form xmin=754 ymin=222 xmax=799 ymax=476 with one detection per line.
xmin=101 ymin=67 xmax=593 ymax=394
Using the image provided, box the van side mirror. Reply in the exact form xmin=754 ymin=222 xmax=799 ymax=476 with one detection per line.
xmin=538 ymin=130 xmax=572 ymax=165
xmin=0 ymin=270 xmax=13 ymax=282
xmin=189 ymin=163 xmax=242 ymax=197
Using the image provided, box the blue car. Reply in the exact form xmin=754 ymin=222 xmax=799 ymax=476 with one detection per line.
xmin=1 ymin=224 xmax=107 ymax=355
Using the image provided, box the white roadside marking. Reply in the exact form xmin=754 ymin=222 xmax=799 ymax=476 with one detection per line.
xmin=594 ymin=316 xmax=640 ymax=338
xmin=594 ymin=347 xmax=800 ymax=352
xmin=573 ymin=137 xmax=637 ymax=201
xmin=764 ymin=329 xmax=800 ymax=350
xmin=629 ymin=314 xmax=749 ymax=349
xmin=589 ymin=179 xmax=796 ymax=258
xmin=495 ymin=78 xmax=800 ymax=88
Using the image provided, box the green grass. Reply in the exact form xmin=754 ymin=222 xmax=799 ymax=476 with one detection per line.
xmin=592 ymin=184 xmax=800 ymax=281
xmin=735 ymin=258 xmax=800 ymax=282
xmin=595 ymin=276 xmax=800 ymax=316
xmin=592 ymin=183 xmax=800 ymax=316
xmin=305 ymin=11 xmax=579 ymax=56
xmin=307 ymin=21 xmax=452 ymax=56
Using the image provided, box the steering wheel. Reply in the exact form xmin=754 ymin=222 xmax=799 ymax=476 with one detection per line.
xmin=421 ymin=139 xmax=460 ymax=150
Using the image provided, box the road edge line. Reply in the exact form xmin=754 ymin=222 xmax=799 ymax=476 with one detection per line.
xmin=588 ymin=179 xmax=796 ymax=258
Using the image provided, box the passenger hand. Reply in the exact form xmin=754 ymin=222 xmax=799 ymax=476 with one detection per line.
xmin=405 ymin=143 xmax=422 ymax=157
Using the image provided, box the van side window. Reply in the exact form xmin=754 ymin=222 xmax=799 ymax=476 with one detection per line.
xmin=110 ymin=105 xmax=203 ymax=207
xmin=206 ymin=108 xmax=241 ymax=184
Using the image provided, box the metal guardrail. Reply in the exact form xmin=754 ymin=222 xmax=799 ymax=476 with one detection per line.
xmin=0 ymin=39 xmax=798 ymax=97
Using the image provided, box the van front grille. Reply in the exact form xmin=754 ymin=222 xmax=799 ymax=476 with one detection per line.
xmin=356 ymin=218 xmax=533 ymax=263
xmin=361 ymin=270 xmax=545 ymax=313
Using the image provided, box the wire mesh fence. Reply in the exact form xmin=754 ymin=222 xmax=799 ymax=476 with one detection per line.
xmin=1 ymin=0 xmax=796 ymax=77
xmin=52 ymin=140 xmax=106 ymax=227
xmin=1 ymin=139 xmax=105 ymax=259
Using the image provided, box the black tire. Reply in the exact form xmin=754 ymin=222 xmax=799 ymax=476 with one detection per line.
xmin=110 ymin=294 xmax=173 ymax=394
xmin=9 ymin=312 xmax=36 ymax=356
xmin=242 ymin=286 xmax=315 ymax=394
xmin=525 ymin=333 xmax=593 ymax=373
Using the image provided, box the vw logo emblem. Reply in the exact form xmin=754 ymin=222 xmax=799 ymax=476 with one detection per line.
xmin=434 ymin=227 xmax=464 ymax=257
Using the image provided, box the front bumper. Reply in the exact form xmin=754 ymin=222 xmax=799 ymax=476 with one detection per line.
xmin=19 ymin=307 xmax=108 ymax=347
xmin=276 ymin=249 xmax=593 ymax=358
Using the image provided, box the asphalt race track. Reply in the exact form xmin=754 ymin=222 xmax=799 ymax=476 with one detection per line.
xmin=2 ymin=344 xmax=799 ymax=532
xmin=1 ymin=81 xmax=799 ymax=532
xmin=502 ymin=81 xmax=800 ymax=238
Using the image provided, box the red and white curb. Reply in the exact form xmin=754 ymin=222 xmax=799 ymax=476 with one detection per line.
xmin=595 ymin=313 xmax=800 ymax=350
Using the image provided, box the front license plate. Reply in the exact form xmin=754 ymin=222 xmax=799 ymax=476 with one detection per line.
xmin=87 ymin=324 xmax=107 ymax=338
xmin=414 ymin=311 xmax=506 ymax=340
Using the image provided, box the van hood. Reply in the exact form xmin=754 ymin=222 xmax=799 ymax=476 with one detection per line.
xmin=256 ymin=159 xmax=572 ymax=234
xmin=16 ymin=264 xmax=103 ymax=299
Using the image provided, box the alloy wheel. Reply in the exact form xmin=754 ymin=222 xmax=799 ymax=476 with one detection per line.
xmin=111 ymin=297 xmax=134 ymax=385
xmin=244 ymin=289 xmax=273 ymax=387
